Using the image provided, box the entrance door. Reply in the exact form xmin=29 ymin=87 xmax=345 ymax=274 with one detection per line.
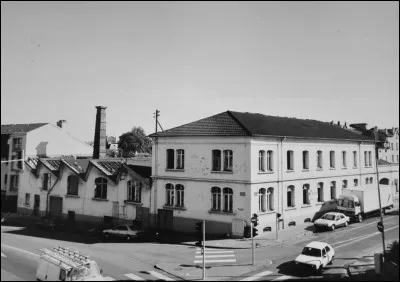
xmin=33 ymin=195 xmax=40 ymax=216
xmin=157 ymin=209 xmax=173 ymax=230
xmin=49 ymin=197 xmax=62 ymax=218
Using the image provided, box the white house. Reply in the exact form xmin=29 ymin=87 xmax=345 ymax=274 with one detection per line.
xmin=149 ymin=111 xmax=397 ymax=237
xmin=1 ymin=122 xmax=93 ymax=212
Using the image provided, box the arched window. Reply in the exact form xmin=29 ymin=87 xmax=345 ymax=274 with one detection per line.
xmin=211 ymin=187 xmax=221 ymax=211
xmin=267 ymin=188 xmax=274 ymax=211
xmin=287 ymin=185 xmax=295 ymax=207
xmin=303 ymin=184 xmax=310 ymax=205
xmin=303 ymin=151 xmax=309 ymax=170
xmin=259 ymin=151 xmax=265 ymax=172
xmin=317 ymin=182 xmax=324 ymax=202
xmin=317 ymin=151 xmax=323 ymax=169
xmin=67 ymin=175 xmax=79 ymax=196
xmin=287 ymin=151 xmax=294 ymax=170
xmin=176 ymin=184 xmax=184 ymax=207
xmin=223 ymin=188 xmax=233 ymax=213
xmin=166 ymin=183 xmax=174 ymax=206
xmin=330 ymin=181 xmax=336 ymax=200
xmin=267 ymin=150 xmax=274 ymax=171
xmin=369 ymin=177 xmax=373 ymax=184
xmin=259 ymin=188 xmax=266 ymax=212
xmin=342 ymin=180 xmax=348 ymax=189
xmin=94 ymin=177 xmax=107 ymax=199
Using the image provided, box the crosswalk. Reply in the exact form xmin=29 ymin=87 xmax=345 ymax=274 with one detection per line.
xmin=240 ymin=270 xmax=296 ymax=281
xmin=103 ymin=270 xmax=175 ymax=281
xmin=193 ymin=247 xmax=237 ymax=264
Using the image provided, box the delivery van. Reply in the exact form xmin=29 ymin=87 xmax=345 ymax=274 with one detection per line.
xmin=36 ymin=246 xmax=105 ymax=281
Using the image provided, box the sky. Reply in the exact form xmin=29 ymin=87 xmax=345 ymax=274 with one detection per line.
xmin=1 ymin=1 xmax=399 ymax=143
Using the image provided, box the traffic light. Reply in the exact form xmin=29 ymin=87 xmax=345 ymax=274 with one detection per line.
xmin=195 ymin=221 xmax=203 ymax=246
xmin=252 ymin=227 xmax=259 ymax=237
xmin=251 ymin=213 xmax=259 ymax=227
xmin=276 ymin=213 xmax=283 ymax=222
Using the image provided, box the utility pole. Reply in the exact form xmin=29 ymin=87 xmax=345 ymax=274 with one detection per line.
xmin=374 ymin=127 xmax=386 ymax=259
xmin=154 ymin=110 xmax=160 ymax=133
xmin=202 ymin=220 xmax=206 ymax=280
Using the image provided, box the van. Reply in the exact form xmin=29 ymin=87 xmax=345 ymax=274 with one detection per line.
xmin=36 ymin=247 xmax=105 ymax=281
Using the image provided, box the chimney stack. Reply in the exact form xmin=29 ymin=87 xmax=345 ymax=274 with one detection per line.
xmin=57 ymin=120 xmax=67 ymax=128
xmin=93 ymin=106 xmax=107 ymax=159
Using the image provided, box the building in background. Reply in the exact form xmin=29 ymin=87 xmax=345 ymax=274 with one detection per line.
xmin=1 ymin=122 xmax=92 ymax=212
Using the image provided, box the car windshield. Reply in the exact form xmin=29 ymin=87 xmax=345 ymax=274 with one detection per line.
xmin=338 ymin=198 xmax=354 ymax=208
xmin=321 ymin=214 xmax=335 ymax=220
xmin=301 ymin=247 xmax=322 ymax=257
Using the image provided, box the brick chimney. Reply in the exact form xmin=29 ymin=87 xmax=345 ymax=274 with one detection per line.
xmin=93 ymin=106 xmax=107 ymax=159
xmin=56 ymin=120 xmax=67 ymax=128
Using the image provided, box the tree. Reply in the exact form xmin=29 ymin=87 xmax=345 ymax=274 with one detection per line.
xmin=118 ymin=127 xmax=152 ymax=157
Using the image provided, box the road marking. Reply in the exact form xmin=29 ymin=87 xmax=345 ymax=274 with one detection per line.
xmin=328 ymin=215 xmax=396 ymax=236
xmin=124 ymin=273 xmax=145 ymax=280
xmin=1 ymin=244 xmax=39 ymax=257
xmin=103 ymin=277 xmax=116 ymax=281
xmin=1 ymin=252 xmax=6 ymax=258
xmin=194 ymin=254 xmax=235 ymax=258
xmin=194 ymin=259 xmax=237 ymax=263
xmin=334 ymin=225 xmax=399 ymax=249
xmin=272 ymin=275 xmax=295 ymax=281
xmin=195 ymin=250 xmax=235 ymax=253
xmin=147 ymin=271 xmax=174 ymax=281
xmin=240 ymin=270 xmax=274 ymax=281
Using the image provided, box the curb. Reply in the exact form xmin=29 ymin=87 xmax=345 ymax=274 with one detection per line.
xmin=154 ymin=264 xmax=188 ymax=280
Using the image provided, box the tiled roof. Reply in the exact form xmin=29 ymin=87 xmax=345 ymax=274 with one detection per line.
xmin=63 ymin=158 xmax=90 ymax=174
xmin=92 ymin=160 xmax=123 ymax=177
xmin=149 ymin=112 xmax=249 ymax=137
xmin=1 ymin=123 xmax=48 ymax=134
xmin=150 ymin=111 xmax=374 ymax=141
xmin=127 ymin=165 xmax=152 ymax=179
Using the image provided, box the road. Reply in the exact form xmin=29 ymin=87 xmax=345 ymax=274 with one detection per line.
xmin=233 ymin=213 xmax=399 ymax=281
xmin=1 ymin=212 xmax=398 ymax=281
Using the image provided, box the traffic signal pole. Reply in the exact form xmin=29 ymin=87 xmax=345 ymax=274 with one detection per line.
xmin=202 ymin=220 xmax=205 ymax=280
xmin=251 ymin=222 xmax=255 ymax=265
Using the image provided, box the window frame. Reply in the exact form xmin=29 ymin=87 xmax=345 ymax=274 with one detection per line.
xmin=287 ymin=185 xmax=295 ymax=207
xmin=342 ymin=151 xmax=347 ymax=168
xmin=259 ymin=150 xmax=265 ymax=172
xmin=330 ymin=151 xmax=336 ymax=169
xmin=353 ymin=151 xmax=358 ymax=168
xmin=211 ymin=187 xmax=222 ymax=211
xmin=212 ymin=150 xmax=222 ymax=171
xmin=287 ymin=150 xmax=294 ymax=171
xmin=267 ymin=150 xmax=274 ymax=171
xmin=176 ymin=184 xmax=184 ymax=207
xmin=223 ymin=150 xmax=233 ymax=172
xmin=259 ymin=188 xmax=266 ymax=212
xmin=166 ymin=149 xmax=175 ymax=169
xmin=330 ymin=181 xmax=336 ymax=200
xmin=176 ymin=149 xmax=185 ymax=169
xmin=317 ymin=151 xmax=323 ymax=170
xmin=94 ymin=177 xmax=108 ymax=200
xmin=67 ymin=175 xmax=79 ymax=196
xmin=222 ymin=187 xmax=233 ymax=213
xmin=302 ymin=184 xmax=310 ymax=205
xmin=25 ymin=193 xmax=30 ymax=206
xmin=165 ymin=183 xmax=174 ymax=206
xmin=303 ymin=150 xmax=309 ymax=170
xmin=317 ymin=182 xmax=324 ymax=202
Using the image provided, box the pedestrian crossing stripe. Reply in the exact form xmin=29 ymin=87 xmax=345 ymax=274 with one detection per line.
xmin=124 ymin=273 xmax=145 ymax=280
xmin=103 ymin=271 xmax=174 ymax=281
xmin=195 ymin=250 xmax=234 ymax=253
xmin=194 ymin=259 xmax=237 ymax=263
xmin=240 ymin=270 xmax=274 ymax=281
xmin=194 ymin=254 xmax=235 ymax=258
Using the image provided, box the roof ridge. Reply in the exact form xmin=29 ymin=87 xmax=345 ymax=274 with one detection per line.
xmin=227 ymin=111 xmax=252 ymax=136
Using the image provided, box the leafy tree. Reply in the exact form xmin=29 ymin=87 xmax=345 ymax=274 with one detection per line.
xmin=118 ymin=127 xmax=152 ymax=157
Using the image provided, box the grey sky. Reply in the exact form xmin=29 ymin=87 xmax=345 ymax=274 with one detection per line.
xmin=1 ymin=1 xmax=398 ymax=142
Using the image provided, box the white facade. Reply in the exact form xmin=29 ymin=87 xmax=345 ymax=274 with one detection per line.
xmin=378 ymin=130 xmax=399 ymax=164
xmin=151 ymin=135 xmax=397 ymax=236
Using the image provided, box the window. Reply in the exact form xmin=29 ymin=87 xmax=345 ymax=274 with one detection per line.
xmin=330 ymin=181 xmax=336 ymax=200
xmin=368 ymin=151 xmax=372 ymax=166
xmin=165 ymin=184 xmax=174 ymax=206
xmin=94 ymin=177 xmax=107 ymax=199
xmin=342 ymin=151 xmax=347 ymax=168
xmin=259 ymin=188 xmax=266 ymax=212
xmin=166 ymin=149 xmax=174 ymax=169
xmin=287 ymin=150 xmax=294 ymax=170
xmin=223 ymin=150 xmax=233 ymax=171
xmin=317 ymin=183 xmax=324 ymax=202
xmin=42 ymin=173 xmax=50 ymax=191
xmin=317 ymin=151 xmax=323 ymax=169
xmin=391 ymin=143 xmax=394 ymax=150
xmin=364 ymin=151 xmax=368 ymax=166
xmin=267 ymin=151 xmax=274 ymax=171
xmin=176 ymin=184 xmax=184 ymax=207
xmin=303 ymin=151 xmax=309 ymax=170
xmin=287 ymin=185 xmax=295 ymax=207
xmin=259 ymin=151 xmax=265 ymax=172
xmin=211 ymin=187 xmax=221 ymax=211
xmin=176 ymin=149 xmax=185 ymax=169
xmin=4 ymin=174 xmax=8 ymax=187
xmin=366 ymin=178 xmax=369 ymax=184
xmin=212 ymin=150 xmax=222 ymax=171
xmin=369 ymin=177 xmax=373 ymax=184
xmin=67 ymin=175 xmax=79 ymax=196
xmin=354 ymin=179 xmax=358 ymax=187
xmin=16 ymin=151 xmax=23 ymax=169
xmin=223 ymin=187 xmax=233 ymax=212
xmin=330 ymin=151 xmax=335 ymax=169
xmin=59 ymin=269 xmax=67 ymax=281
xmin=342 ymin=180 xmax=348 ymax=189
xmin=302 ymin=184 xmax=310 ymax=205
xmin=13 ymin=138 xmax=22 ymax=150
xmin=353 ymin=151 xmax=357 ymax=168
xmin=10 ymin=175 xmax=19 ymax=190
xmin=266 ymin=188 xmax=274 ymax=211
xmin=392 ymin=155 xmax=395 ymax=163
xmin=127 ymin=180 xmax=141 ymax=202
xmin=25 ymin=193 xmax=30 ymax=206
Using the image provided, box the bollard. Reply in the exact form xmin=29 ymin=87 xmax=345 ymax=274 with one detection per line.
xmin=374 ymin=253 xmax=384 ymax=274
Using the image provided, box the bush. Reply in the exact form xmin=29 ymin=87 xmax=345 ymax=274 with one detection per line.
xmin=386 ymin=240 xmax=399 ymax=265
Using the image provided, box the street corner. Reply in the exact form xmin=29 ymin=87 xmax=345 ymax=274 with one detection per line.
xmin=323 ymin=267 xmax=350 ymax=280
xmin=155 ymin=263 xmax=202 ymax=280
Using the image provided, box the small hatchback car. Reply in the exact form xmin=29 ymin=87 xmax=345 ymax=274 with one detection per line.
xmin=295 ymin=241 xmax=335 ymax=273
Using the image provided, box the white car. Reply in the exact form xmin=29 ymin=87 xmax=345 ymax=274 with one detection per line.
xmin=103 ymin=224 xmax=143 ymax=241
xmin=314 ymin=212 xmax=350 ymax=231
xmin=295 ymin=241 xmax=335 ymax=273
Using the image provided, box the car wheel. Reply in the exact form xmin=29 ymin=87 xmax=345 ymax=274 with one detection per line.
xmin=344 ymin=221 xmax=348 ymax=227
xmin=358 ymin=214 xmax=363 ymax=223
xmin=331 ymin=225 xmax=335 ymax=231
xmin=329 ymin=256 xmax=334 ymax=265
xmin=317 ymin=265 xmax=323 ymax=274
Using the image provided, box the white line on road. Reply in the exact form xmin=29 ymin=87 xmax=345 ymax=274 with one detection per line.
xmin=272 ymin=275 xmax=295 ymax=281
xmin=194 ymin=254 xmax=235 ymax=258
xmin=1 ymin=252 xmax=6 ymax=258
xmin=1 ymin=244 xmax=39 ymax=257
xmin=195 ymin=250 xmax=234 ymax=253
xmin=240 ymin=270 xmax=274 ymax=281
xmin=103 ymin=277 xmax=116 ymax=281
xmin=194 ymin=259 xmax=237 ymax=263
xmin=124 ymin=273 xmax=145 ymax=280
xmin=147 ymin=271 xmax=174 ymax=281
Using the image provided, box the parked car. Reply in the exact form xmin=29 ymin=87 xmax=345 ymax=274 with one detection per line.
xmin=103 ymin=224 xmax=144 ymax=241
xmin=314 ymin=212 xmax=349 ymax=231
xmin=295 ymin=241 xmax=335 ymax=273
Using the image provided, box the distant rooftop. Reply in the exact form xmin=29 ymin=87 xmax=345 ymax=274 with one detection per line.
xmin=1 ymin=123 xmax=48 ymax=134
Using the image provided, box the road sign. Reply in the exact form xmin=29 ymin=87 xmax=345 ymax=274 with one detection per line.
xmin=377 ymin=221 xmax=384 ymax=233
